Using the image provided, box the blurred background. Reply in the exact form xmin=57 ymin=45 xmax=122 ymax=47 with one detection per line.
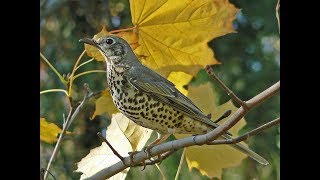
xmin=40 ymin=0 xmax=280 ymax=179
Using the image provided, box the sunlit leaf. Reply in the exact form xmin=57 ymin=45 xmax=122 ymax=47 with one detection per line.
xmin=130 ymin=0 xmax=239 ymax=77
xmin=92 ymin=90 xmax=119 ymax=119
xmin=174 ymin=83 xmax=247 ymax=178
xmin=167 ymin=71 xmax=193 ymax=96
xmin=40 ymin=118 xmax=70 ymax=144
xmin=76 ymin=113 xmax=152 ymax=179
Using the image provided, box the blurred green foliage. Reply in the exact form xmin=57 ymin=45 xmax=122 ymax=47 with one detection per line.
xmin=40 ymin=0 xmax=279 ymax=179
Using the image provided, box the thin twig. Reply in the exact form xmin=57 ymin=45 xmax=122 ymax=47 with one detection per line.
xmin=209 ymin=118 xmax=280 ymax=145
xmin=40 ymin=168 xmax=56 ymax=180
xmin=97 ymin=132 xmax=125 ymax=162
xmin=276 ymin=0 xmax=280 ymax=33
xmin=83 ymin=80 xmax=280 ymax=179
xmin=205 ymin=65 xmax=248 ymax=109
xmin=174 ymin=148 xmax=185 ymax=180
xmin=43 ymin=84 xmax=94 ymax=180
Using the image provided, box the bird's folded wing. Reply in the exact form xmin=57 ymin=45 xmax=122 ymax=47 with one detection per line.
xmin=127 ymin=67 xmax=220 ymax=129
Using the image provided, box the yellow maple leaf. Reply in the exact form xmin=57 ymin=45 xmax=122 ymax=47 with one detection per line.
xmin=84 ymin=27 xmax=139 ymax=61
xmin=92 ymin=90 xmax=119 ymax=119
xmin=130 ymin=0 xmax=239 ymax=77
xmin=40 ymin=118 xmax=71 ymax=144
xmin=174 ymin=83 xmax=247 ymax=178
xmin=76 ymin=113 xmax=152 ymax=179
xmin=167 ymin=71 xmax=193 ymax=96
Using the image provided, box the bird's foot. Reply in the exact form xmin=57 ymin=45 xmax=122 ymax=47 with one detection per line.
xmin=128 ymin=151 xmax=140 ymax=165
xmin=143 ymin=144 xmax=156 ymax=158
xmin=128 ymin=150 xmax=150 ymax=171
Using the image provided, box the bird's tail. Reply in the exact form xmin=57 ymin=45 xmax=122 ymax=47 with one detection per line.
xmin=222 ymin=134 xmax=269 ymax=165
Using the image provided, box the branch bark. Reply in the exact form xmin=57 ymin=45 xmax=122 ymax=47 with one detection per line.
xmin=83 ymin=80 xmax=280 ymax=179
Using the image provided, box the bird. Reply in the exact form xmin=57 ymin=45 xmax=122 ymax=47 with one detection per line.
xmin=79 ymin=35 xmax=269 ymax=165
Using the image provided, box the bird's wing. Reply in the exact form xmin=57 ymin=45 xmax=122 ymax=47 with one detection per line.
xmin=127 ymin=66 xmax=219 ymax=128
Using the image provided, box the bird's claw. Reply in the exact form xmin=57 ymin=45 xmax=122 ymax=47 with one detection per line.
xmin=128 ymin=151 xmax=139 ymax=164
xmin=143 ymin=144 xmax=156 ymax=157
xmin=128 ymin=151 xmax=150 ymax=171
xmin=143 ymin=145 xmax=164 ymax=165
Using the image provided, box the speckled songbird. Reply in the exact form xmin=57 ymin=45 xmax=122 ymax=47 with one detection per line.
xmin=80 ymin=35 xmax=268 ymax=165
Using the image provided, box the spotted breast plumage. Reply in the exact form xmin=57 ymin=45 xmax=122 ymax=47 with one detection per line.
xmin=79 ymin=35 xmax=269 ymax=165
xmin=107 ymin=61 xmax=213 ymax=134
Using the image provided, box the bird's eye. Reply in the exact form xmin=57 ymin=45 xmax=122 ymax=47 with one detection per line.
xmin=106 ymin=38 xmax=114 ymax=45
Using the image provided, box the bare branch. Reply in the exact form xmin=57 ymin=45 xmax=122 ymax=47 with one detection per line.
xmin=43 ymin=83 xmax=94 ymax=180
xmin=209 ymin=118 xmax=280 ymax=145
xmin=205 ymin=65 xmax=248 ymax=109
xmin=97 ymin=132 xmax=125 ymax=163
xmin=82 ymin=80 xmax=280 ymax=180
xmin=131 ymin=150 xmax=177 ymax=167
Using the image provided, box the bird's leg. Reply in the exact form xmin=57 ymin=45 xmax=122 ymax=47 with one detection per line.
xmin=127 ymin=133 xmax=169 ymax=168
xmin=128 ymin=151 xmax=137 ymax=164
xmin=144 ymin=133 xmax=170 ymax=157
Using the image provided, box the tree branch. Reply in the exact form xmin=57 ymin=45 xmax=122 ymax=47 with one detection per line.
xmin=83 ymin=79 xmax=280 ymax=179
xmin=97 ymin=132 xmax=125 ymax=162
xmin=205 ymin=65 xmax=248 ymax=109
xmin=43 ymin=83 xmax=94 ymax=180
xmin=209 ymin=118 xmax=280 ymax=145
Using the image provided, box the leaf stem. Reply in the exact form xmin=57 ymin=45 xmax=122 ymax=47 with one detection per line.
xmin=74 ymin=58 xmax=95 ymax=72
xmin=174 ymin=148 xmax=185 ymax=180
xmin=68 ymin=50 xmax=86 ymax=96
xmin=72 ymin=70 xmax=106 ymax=80
xmin=109 ymin=26 xmax=137 ymax=34
xmin=155 ymin=163 xmax=166 ymax=180
xmin=40 ymin=52 xmax=67 ymax=85
xmin=40 ymin=89 xmax=68 ymax=96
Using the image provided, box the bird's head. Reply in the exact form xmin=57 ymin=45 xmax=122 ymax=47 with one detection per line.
xmin=79 ymin=35 xmax=133 ymax=64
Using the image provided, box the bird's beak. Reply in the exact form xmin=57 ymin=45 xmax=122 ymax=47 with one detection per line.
xmin=79 ymin=38 xmax=99 ymax=48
